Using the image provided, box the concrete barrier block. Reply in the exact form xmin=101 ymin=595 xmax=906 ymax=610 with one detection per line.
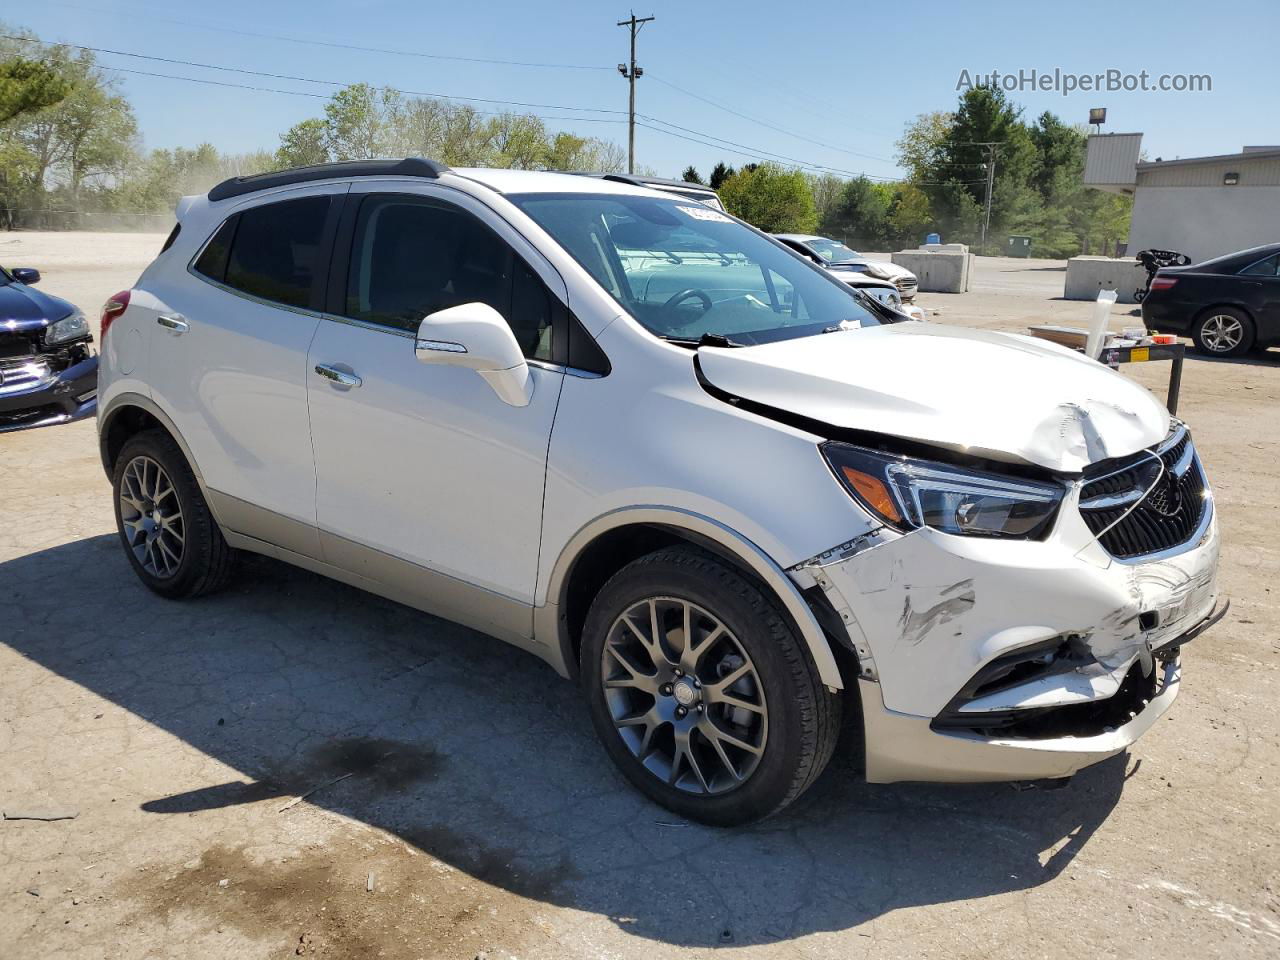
xmin=891 ymin=251 xmax=972 ymax=293
xmin=1064 ymin=257 xmax=1147 ymax=304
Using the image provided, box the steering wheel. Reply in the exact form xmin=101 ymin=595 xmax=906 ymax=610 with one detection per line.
xmin=663 ymin=288 xmax=713 ymax=313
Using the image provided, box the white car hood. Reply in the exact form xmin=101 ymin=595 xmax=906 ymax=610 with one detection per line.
xmin=698 ymin=322 xmax=1170 ymax=473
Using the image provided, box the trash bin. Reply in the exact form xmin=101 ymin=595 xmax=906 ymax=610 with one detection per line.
xmin=1007 ymin=235 xmax=1032 ymax=258
xmin=925 ymin=232 xmax=941 ymax=245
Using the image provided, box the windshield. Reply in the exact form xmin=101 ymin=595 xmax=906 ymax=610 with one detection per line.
xmin=804 ymin=238 xmax=863 ymax=264
xmin=510 ymin=193 xmax=880 ymax=345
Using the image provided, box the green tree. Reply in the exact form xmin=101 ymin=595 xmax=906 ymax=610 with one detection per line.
xmin=276 ymin=118 xmax=328 ymax=168
xmin=719 ymin=163 xmax=817 ymax=233
xmin=0 ymin=58 xmax=71 ymax=123
xmin=822 ymin=176 xmax=892 ymax=247
xmin=886 ymin=183 xmax=933 ymax=248
xmin=895 ymin=110 xmax=952 ymax=183
xmin=681 ymin=165 xmax=703 ymax=184
xmin=708 ymin=161 xmax=734 ymax=190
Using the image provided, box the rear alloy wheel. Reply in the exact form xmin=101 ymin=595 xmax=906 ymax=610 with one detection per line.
xmin=1192 ymin=307 xmax=1254 ymax=357
xmin=581 ymin=546 xmax=841 ymax=825
xmin=112 ymin=429 xmax=236 ymax=598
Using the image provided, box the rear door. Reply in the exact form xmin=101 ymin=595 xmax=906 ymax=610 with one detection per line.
xmin=305 ymin=184 xmax=567 ymax=637
xmin=147 ymin=186 xmax=345 ymax=557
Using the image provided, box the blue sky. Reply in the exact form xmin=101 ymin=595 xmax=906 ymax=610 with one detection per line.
xmin=12 ymin=0 xmax=1279 ymax=179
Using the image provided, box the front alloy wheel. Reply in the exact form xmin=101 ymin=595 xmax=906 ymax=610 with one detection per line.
xmin=602 ymin=597 xmax=768 ymax=795
xmin=581 ymin=546 xmax=841 ymax=825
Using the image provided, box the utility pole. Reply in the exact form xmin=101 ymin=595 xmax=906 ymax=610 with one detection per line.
xmin=617 ymin=13 xmax=654 ymax=174
xmin=978 ymin=142 xmax=999 ymax=255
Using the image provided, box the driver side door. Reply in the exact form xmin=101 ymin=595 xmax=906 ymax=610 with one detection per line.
xmin=306 ymin=186 xmax=567 ymax=644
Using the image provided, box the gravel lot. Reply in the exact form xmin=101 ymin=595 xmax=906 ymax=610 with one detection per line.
xmin=2 ymin=232 xmax=1278 ymax=960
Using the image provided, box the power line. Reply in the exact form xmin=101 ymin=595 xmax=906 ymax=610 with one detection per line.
xmin=4 ymin=35 xmax=627 ymax=117
xmin=32 ymin=55 xmax=629 ymax=127
xmin=18 ymin=34 xmax=979 ymax=185
xmin=32 ymin=0 xmax=613 ymax=71
xmin=648 ymin=75 xmax=898 ymax=166
xmin=635 ymin=122 xmax=986 ymax=185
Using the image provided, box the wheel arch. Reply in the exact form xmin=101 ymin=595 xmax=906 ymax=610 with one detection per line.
xmin=536 ymin=507 xmax=846 ymax=691
xmin=1193 ymin=301 xmax=1256 ymax=328
xmin=99 ymin=393 xmax=206 ymax=489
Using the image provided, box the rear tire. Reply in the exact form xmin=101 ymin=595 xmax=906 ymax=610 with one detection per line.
xmin=580 ymin=546 xmax=841 ymax=826
xmin=1192 ymin=307 xmax=1254 ymax=357
xmin=112 ymin=429 xmax=236 ymax=599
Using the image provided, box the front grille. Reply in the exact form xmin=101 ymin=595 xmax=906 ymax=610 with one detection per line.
xmin=0 ymin=357 xmax=52 ymax=395
xmin=1078 ymin=427 xmax=1208 ymax=560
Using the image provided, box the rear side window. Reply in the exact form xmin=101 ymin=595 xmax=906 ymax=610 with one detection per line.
xmin=222 ymin=196 xmax=331 ymax=309
xmin=344 ymin=194 xmax=553 ymax=360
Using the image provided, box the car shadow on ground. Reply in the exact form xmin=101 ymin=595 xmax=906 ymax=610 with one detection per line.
xmin=3 ymin=535 xmax=1129 ymax=948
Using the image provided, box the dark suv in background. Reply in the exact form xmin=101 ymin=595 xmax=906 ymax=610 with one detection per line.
xmin=0 ymin=264 xmax=98 ymax=433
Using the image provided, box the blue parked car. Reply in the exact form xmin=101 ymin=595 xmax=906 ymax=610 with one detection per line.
xmin=0 ymin=264 xmax=98 ymax=433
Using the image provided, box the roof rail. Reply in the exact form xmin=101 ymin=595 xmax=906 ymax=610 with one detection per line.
xmin=208 ymin=157 xmax=450 ymax=202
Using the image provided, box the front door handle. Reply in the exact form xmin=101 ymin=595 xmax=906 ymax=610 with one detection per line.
xmin=314 ymin=363 xmax=362 ymax=388
xmin=157 ymin=314 xmax=188 ymax=334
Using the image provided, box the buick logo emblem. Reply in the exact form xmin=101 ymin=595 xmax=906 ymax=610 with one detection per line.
xmin=1146 ymin=472 xmax=1183 ymax=517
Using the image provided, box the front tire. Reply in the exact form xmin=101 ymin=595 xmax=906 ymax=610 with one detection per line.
xmin=1192 ymin=307 xmax=1254 ymax=357
xmin=581 ymin=546 xmax=841 ymax=826
xmin=112 ymin=429 xmax=236 ymax=599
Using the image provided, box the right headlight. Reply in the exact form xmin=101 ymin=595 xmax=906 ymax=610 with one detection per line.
xmin=822 ymin=442 xmax=1065 ymax=539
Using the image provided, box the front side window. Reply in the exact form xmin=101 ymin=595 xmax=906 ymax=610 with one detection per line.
xmin=510 ymin=193 xmax=879 ymax=346
xmin=343 ymin=194 xmax=553 ymax=360
xmin=222 ymin=196 xmax=331 ymax=309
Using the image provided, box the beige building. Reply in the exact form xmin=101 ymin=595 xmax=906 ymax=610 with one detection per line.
xmin=1084 ymin=134 xmax=1280 ymax=262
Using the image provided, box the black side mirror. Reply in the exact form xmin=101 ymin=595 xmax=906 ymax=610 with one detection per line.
xmin=11 ymin=267 xmax=40 ymax=285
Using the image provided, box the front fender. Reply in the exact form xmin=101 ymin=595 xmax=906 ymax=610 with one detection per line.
xmin=534 ymin=505 xmax=845 ymax=690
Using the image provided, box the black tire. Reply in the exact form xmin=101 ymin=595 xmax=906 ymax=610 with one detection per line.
xmin=1191 ymin=306 xmax=1255 ymax=357
xmin=580 ymin=546 xmax=841 ymax=826
xmin=111 ymin=429 xmax=236 ymax=599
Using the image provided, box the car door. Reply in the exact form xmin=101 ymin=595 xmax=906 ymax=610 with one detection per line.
xmin=1238 ymin=253 xmax=1280 ymax=338
xmin=147 ymin=186 xmax=345 ymax=558
xmin=306 ymin=185 xmax=566 ymax=642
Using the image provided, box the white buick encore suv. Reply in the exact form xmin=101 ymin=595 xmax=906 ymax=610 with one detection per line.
xmin=97 ymin=159 xmax=1224 ymax=825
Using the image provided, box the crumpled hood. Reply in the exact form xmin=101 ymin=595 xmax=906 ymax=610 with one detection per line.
xmin=698 ymin=322 xmax=1170 ymax=473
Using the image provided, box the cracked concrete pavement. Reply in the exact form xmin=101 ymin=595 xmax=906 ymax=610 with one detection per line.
xmin=2 ymin=233 xmax=1278 ymax=959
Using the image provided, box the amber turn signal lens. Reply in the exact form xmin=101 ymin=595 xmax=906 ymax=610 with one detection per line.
xmin=841 ymin=466 xmax=903 ymax=524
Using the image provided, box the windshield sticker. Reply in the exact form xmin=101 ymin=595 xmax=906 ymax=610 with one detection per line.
xmin=676 ymin=204 xmax=732 ymax=223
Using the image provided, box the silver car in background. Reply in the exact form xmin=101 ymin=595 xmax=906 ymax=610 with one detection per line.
xmin=775 ymin=234 xmax=918 ymax=301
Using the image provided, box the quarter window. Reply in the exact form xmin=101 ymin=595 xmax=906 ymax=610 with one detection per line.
xmin=1240 ymin=254 xmax=1280 ymax=277
xmin=192 ymin=217 xmax=236 ymax=283
xmin=344 ymin=194 xmax=553 ymax=360
xmin=221 ymin=196 xmax=331 ymax=309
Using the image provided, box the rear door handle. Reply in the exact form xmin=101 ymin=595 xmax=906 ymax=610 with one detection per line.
xmin=157 ymin=314 xmax=188 ymax=334
xmin=314 ymin=363 xmax=362 ymax=388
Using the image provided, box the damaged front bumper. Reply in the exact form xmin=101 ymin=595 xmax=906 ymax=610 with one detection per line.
xmin=796 ymin=485 xmax=1221 ymax=784
xmin=0 ymin=349 xmax=98 ymax=434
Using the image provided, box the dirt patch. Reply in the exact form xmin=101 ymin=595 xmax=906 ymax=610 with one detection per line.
xmin=121 ymin=832 xmax=567 ymax=959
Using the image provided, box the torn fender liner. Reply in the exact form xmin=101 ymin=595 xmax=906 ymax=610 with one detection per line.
xmin=697 ymin=322 xmax=1169 ymax=473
